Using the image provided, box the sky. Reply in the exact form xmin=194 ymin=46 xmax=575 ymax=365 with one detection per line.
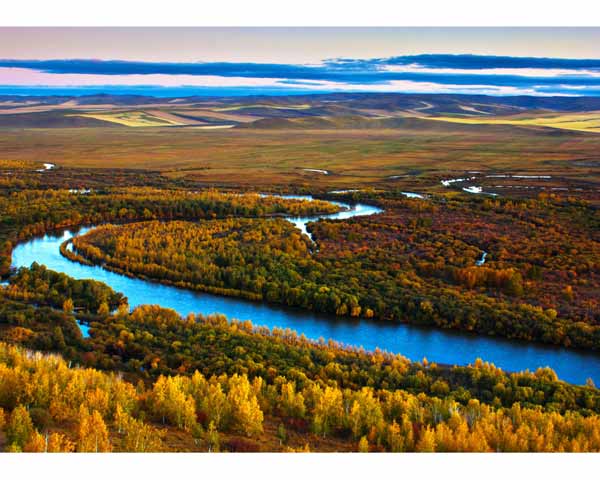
xmin=1 ymin=27 xmax=600 ymax=97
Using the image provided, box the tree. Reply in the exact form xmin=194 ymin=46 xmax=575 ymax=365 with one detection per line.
xmin=204 ymin=383 xmax=227 ymax=429
xmin=149 ymin=376 xmax=197 ymax=431
xmin=47 ymin=432 xmax=75 ymax=452
xmin=24 ymin=430 xmax=46 ymax=452
xmin=416 ymin=427 xmax=436 ymax=452
xmin=6 ymin=405 xmax=34 ymax=450
xmin=505 ymin=273 xmax=524 ymax=297
xmin=53 ymin=326 xmax=67 ymax=350
xmin=77 ymin=406 xmax=112 ymax=452
xmin=313 ymin=386 xmax=344 ymax=437
xmin=358 ymin=436 xmax=369 ymax=452
xmin=206 ymin=421 xmax=220 ymax=452
xmin=277 ymin=423 xmax=287 ymax=446
xmin=226 ymin=374 xmax=264 ymax=436
xmin=62 ymin=298 xmax=74 ymax=313
xmin=279 ymin=381 xmax=306 ymax=419
xmin=348 ymin=388 xmax=384 ymax=439
xmin=385 ymin=421 xmax=406 ymax=452
xmin=587 ymin=378 xmax=596 ymax=388
xmin=97 ymin=301 xmax=110 ymax=316
xmin=119 ymin=411 xmax=164 ymax=452
xmin=117 ymin=303 xmax=130 ymax=317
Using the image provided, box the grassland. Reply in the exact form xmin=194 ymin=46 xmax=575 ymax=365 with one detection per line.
xmin=1 ymin=124 xmax=599 ymax=197
xmin=423 ymin=111 xmax=600 ymax=133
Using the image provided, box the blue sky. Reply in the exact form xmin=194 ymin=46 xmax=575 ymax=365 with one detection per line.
xmin=1 ymin=28 xmax=600 ymax=96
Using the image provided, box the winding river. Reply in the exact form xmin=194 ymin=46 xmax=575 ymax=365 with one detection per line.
xmin=10 ymin=194 xmax=600 ymax=385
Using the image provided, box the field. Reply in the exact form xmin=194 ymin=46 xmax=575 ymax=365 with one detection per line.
xmin=1 ymin=124 xmax=599 ymax=201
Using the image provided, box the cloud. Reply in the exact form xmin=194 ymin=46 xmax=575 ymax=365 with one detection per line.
xmin=381 ymin=64 xmax=600 ymax=78
xmin=2 ymin=54 xmax=600 ymax=96
xmin=0 ymin=67 xmax=287 ymax=88
xmin=329 ymin=54 xmax=600 ymax=70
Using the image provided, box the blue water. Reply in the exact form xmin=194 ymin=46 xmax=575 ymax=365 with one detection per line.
xmin=10 ymin=198 xmax=600 ymax=385
xmin=76 ymin=320 xmax=91 ymax=338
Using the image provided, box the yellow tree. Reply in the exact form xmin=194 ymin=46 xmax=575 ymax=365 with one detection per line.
xmin=119 ymin=411 xmax=164 ymax=452
xmin=62 ymin=298 xmax=74 ymax=313
xmin=279 ymin=381 xmax=306 ymax=419
xmin=204 ymin=383 xmax=227 ymax=429
xmin=416 ymin=426 xmax=436 ymax=452
xmin=47 ymin=432 xmax=75 ymax=452
xmin=313 ymin=386 xmax=344 ymax=437
xmin=206 ymin=421 xmax=220 ymax=453
xmin=348 ymin=387 xmax=384 ymax=439
xmin=84 ymin=387 xmax=110 ymax=418
xmin=358 ymin=436 xmax=370 ymax=452
xmin=97 ymin=301 xmax=110 ymax=316
xmin=385 ymin=421 xmax=406 ymax=452
xmin=226 ymin=374 xmax=264 ymax=436
xmin=149 ymin=375 xmax=196 ymax=431
xmin=24 ymin=430 xmax=46 ymax=452
xmin=77 ymin=406 xmax=112 ymax=452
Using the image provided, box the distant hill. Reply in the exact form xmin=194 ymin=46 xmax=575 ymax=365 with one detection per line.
xmin=3 ymin=92 xmax=600 ymax=113
xmin=236 ymin=114 xmax=583 ymax=136
xmin=2 ymin=92 xmax=600 ymax=129
xmin=0 ymin=110 xmax=124 ymax=128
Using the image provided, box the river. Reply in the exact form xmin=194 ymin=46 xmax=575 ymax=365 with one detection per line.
xmin=10 ymin=194 xmax=600 ymax=385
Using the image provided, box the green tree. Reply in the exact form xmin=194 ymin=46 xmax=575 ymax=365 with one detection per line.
xmin=6 ymin=405 xmax=34 ymax=450
xmin=206 ymin=421 xmax=220 ymax=452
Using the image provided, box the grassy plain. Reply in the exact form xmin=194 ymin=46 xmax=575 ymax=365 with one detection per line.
xmin=2 ymin=125 xmax=600 ymax=196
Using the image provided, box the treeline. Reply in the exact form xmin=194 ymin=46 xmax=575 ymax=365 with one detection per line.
xmin=78 ymin=306 xmax=600 ymax=416
xmin=0 ymin=187 xmax=339 ymax=275
xmin=2 ymin=339 xmax=600 ymax=452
